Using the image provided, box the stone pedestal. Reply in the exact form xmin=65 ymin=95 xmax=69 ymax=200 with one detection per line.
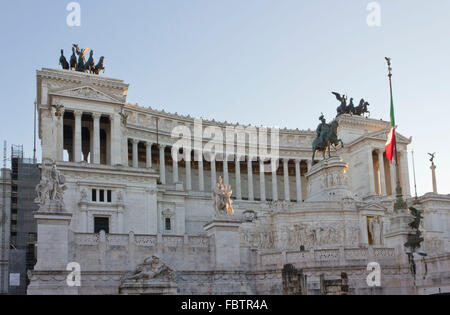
xmin=305 ymin=157 xmax=354 ymax=202
xmin=33 ymin=211 xmax=73 ymax=271
xmin=384 ymin=210 xmax=413 ymax=264
xmin=120 ymin=280 xmax=178 ymax=295
xmin=204 ymin=217 xmax=242 ymax=270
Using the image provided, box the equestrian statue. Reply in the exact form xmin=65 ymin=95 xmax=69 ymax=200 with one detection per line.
xmin=312 ymin=114 xmax=344 ymax=164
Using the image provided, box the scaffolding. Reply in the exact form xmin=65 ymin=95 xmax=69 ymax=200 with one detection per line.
xmin=8 ymin=144 xmax=39 ymax=295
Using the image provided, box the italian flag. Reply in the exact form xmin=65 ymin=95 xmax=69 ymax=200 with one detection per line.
xmin=385 ymin=93 xmax=396 ymax=163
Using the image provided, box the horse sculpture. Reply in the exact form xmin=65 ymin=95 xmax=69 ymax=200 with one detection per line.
xmin=59 ymin=45 xmax=105 ymax=75
xmin=84 ymin=50 xmax=95 ymax=73
xmin=93 ymin=56 xmax=105 ymax=75
xmin=59 ymin=49 xmax=69 ymax=70
xmin=353 ymin=99 xmax=370 ymax=116
xmin=70 ymin=45 xmax=78 ymax=71
xmin=312 ymin=118 xmax=344 ymax=163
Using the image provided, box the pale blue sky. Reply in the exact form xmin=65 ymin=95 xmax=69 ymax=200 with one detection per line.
xmin=0 ymin=0 xmax=449 ymax=196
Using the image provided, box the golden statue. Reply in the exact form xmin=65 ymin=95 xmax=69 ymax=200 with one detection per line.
xmin=212 ymin=176 xmax=234 ymax=216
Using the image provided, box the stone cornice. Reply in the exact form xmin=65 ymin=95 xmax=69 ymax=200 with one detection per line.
xmin=37 ymin=68 xmax=129 ymax=91
xmin=337 ymin=114 xmax=389 ymax=130
xmin=344 ymin=128 xmax=411 ymax=148
xmin=52 ymin=161 xmax=159 ymax=179
xmin=49 ymin=86 xmax=124 ymax=105
xmin=124 ymin=103 xmax=317 ymax=135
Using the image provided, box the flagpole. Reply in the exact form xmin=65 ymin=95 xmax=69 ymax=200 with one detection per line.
xmin=385 ymin=57 xmax=406 ymax=211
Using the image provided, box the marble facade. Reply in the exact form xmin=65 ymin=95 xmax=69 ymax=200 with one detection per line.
xmin=27 ymin=69 xmax=450 ymax=295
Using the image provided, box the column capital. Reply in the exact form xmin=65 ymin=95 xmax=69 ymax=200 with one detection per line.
xmin=159 ymin=144 xmax=166 ymax=150
xmin=92 ymin=113 xmax=102 ymax=120
xmin=74 ymin=110 xmax=83 ymax=117
xmin=282 ymin=158 xmax=290 ymax=164
xmin=132 ymin=139 xmax=140 ymax=144
xmin=294 ymin=158 xmax=302 ymax=164
xmin=145 ymin=141 xmax=153 ymax=147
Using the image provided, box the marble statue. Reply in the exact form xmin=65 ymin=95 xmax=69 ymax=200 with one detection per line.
xmin=369 ymin=217 xmax=383 ymax=245
xmin=122 ymin=256 xmax=176 ymax=282
xmin=212 ymin=176 xmax=234 ymax=217
xmin=34 ymin=161 xmax=67 ymax=210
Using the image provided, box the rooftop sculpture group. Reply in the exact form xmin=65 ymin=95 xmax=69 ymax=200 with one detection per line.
xmin=333 ymin=92 xmax=370 ymax=117
xmin=59 ymin=44 xmax=105 ymax=74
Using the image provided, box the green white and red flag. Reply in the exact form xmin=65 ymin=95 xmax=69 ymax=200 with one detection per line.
xmin=385 ymin=92 xmax=396 ymax=163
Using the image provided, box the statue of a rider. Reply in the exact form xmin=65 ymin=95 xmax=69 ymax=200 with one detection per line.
xmin=312 ymin=114 xmax=344 ymax=164
xmin=316 ymin=114 xmax=330 ymax=148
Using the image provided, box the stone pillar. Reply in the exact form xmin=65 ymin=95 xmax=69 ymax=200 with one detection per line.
xmin=259 ymin=159 xmax=266 ymax=202
xmin=204 ymin=219 xmax=242 ymax=270
xmin=172 ymin=147 xmax=179 ymax=183
xmin=283 ymin=159 xmax=290 ymax=201
xmin=110 ymin=113 xmax=123 ymax=166
xmin=272 ymin=159 xmax=278 ymax=201
xmin=295 ymin=159 xmax=302 ymax=202
xmin=55 ymin=108 xmax=65 ymax=161
xmin=367 ymin=147 xmax=376 ymax=195
xmin=235 ymin=155 xmax=242 ymax=199
xmin=93 ymin=113 xmax=101 ymax=164
xmin=378 ymin=151 xmax=386 ymax=196
xmin=132 ymin=139 xmax=139 ymax=168
xmin=159 ymin=145 xmax=166 ymax=184
xmin=74 ymin=110 xmax=82 ymax=162
xmin=223 ymin=154 xmax=229 ymax=186
xmin=385 ymin=209 xmax=414 ymax=265
xmin=197 ymin=150 xmax=204 ymax=191
xmin=431 ymin=164 xmax=437 ymax=194
xmin=33 ymin=212 xmax=73 ymax=271
xmin=211 ymin=155 xmax=216 ymax=191
xmin=185 ymin=150 xmax=192 ymax=191
xmin=247 ymin=156 xmax=254 ymax=201
xmin=146 ymin=142 xmax=152 ymax=168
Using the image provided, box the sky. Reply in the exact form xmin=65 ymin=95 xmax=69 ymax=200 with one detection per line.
xmin=0 ymin=0 xmax=449 ymax=196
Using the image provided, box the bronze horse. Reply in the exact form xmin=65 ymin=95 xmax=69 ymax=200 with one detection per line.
xmin=312 ymin=120 xmax=344 ymax=163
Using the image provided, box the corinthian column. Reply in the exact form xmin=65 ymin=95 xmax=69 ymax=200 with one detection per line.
xmin=159 ymin=145 xmax=166 ymax=184
xmin=235 ymin=155 xmax=242 ymax=200
xmin=367 ymin=147 xmax=376 ymax=195
xmin=185 ymin=150 xmax=192 ymax=191
xmin=378 ymin=151 xmax=386 ymax=196
xmin=259 ymin=158 xmax=266 ymax=201
xmin=55 ymin=108 xmax=65 ymax=162
xmin=210 ymin=154 xmax=216 ymax=191
xmin=283 ymin=159 xmax=290 ymax=201
xmin=172 ymin=147 xmax=179 ymax=183
xmin=247 ymin=156 xmax=254 ymax=201
xmin=272 ymin=159 xmax=278 ymax=201
xmin=93 ymin=113 xmax=101 ymax=164
xmin=132 ymin=139 xmax=139 ymax=168
xmin=197 ymin=150 xmax=204 ymax=191
xmin=295 ymin=159 xmax=302 ymax=202
xmin=74 ymin=110 xmax=82 ymax=162
xmin=146 ymin=142 xmax=152 ymax=168
xmin=223 ymin=154 xmax=229 ymax=186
